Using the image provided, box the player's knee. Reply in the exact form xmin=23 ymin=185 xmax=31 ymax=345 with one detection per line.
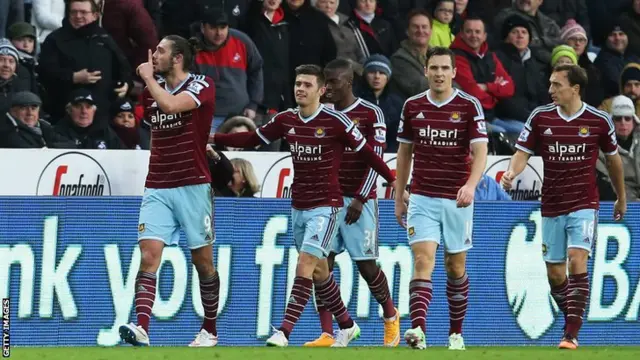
xmin=568 ymin=248 xmax=589 ymax=273
xmin=193 ymin=262 xmax=216 ymax=278
xmin=546 ymin=263 xmax=567 ymax=285
xmin=444 ymin=259 xmax=466 ymax=278
xmin=297 ymin=252 xmax=319 ymax=277
xmin=139 ymin=248 xmax=162 ymax=272
xmin=413 ymin=251 xmax=435 ymax=272
xmin=356 ymin=260 xmax=379 ymax=282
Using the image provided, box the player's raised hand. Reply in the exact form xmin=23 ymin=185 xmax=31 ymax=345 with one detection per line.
xmin=456 ymin=184 xmax=474 ymax=208
xmin=345 ymin=198 xmax=364 ymax=225
xmin=500 ymin=170 xmax=515 ymax=190
xmin=614 ymin=199 xmax=627 ymax=221
xmin=136 ymin=49 xmax=155 ymax=81
xmin=394 ymin=199 xmax=407 ymax=228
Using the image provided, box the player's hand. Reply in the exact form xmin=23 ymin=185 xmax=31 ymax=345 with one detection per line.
xmin=206 ymin=144 xmax=221 ymax=161
xmin=456 ymin=184 xmax=475 ymax=208
xmin=345 ymin=198 xmax=364 ymax=225
xmin=401 ymin=189 xmax=410 ymax=205
xmin=208 ymin=133 xmax=216 ymax=144
xmin=395 ymin=199 xmax=407 ymax=228
xmin=614 ymin=198 xmax=627 ymax=221
xmin=136 ymin=49 xmax=155 ymax=81
xmin=500 ymin=170 xmax=515 ymax=190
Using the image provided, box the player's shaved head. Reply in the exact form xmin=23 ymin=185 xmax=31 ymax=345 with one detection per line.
xmin=323 ymin=59 xmax=356 ymax=108
xmin=324 ymin=58 xmax=354 ymax=81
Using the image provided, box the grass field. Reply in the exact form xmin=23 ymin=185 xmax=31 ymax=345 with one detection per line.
xmin=9 ymin=346 xmax=640 ymax=360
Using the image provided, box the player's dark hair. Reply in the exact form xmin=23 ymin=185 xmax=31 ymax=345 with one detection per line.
xmin=462 ymin=15 xmax=486 ymax=32
xmin=164 ymin=35 xmax=196 ymax=72
xmin=407 ymin=9 xmax=432 ymax=27
xmin=426 ymin=47 xmax=456 ymax=68
xmin=295 ymin=64 xmax=325 ymax=86
xmin=324 ymin=58 xmax=353 ymax=73
xmin=553 ymin=64 xmax=588 ymax=94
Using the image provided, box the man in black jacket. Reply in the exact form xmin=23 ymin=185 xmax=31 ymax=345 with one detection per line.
xmin=37 ymin=0 xmax=131 ymax=124
xmin=54 ymin=88 xmax=124 ymax=149
xmin=0 ymin=91 xmax=72 ymax=148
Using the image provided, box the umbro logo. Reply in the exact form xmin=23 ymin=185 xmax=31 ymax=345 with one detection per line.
xmin=544 ymin=128 xmax=553 ymax=135
xmin=416 ymin=112 xmax=425 ymax=119
xmin=288 ymin=128 xmax=296 ymax=135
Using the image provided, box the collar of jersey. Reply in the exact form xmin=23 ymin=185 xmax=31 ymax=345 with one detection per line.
xmin=426 ymin=88 xmax=458 ymax=108
xmin=298 ymin=103 xmax=324 ymax=123
xmin=556 ymin=102 xmax=586 ymax=122
xmin=163 ymin=73 xmax=192 ymax=94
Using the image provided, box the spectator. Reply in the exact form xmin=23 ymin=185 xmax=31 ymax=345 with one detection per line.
xmin=284 ymin=0 xmax=337 ymax=70
xmin=429 ymin=0 xmax=456 ymax=48
xmin=110 ymin=98 xmax=150 ymax=150
xmin=0 ymin=39 xmax=34 ymax=115
xmin=206 ymin=144 xmax=235 ymax=195
xmin=193 ymin=9 xmax=264 ymax=132
xmin=452 ymin=0 xmax=469 ymax=33
xmin=619 ymin=0 xmax=640 ymax=58
xmin=37 ymin=0 xmax=132 ymax=124
xmin=596 ymin=95 xmax=640 ymax=201
xmin=223 ymin=0 xmax=252 ymax=29
xmin=593 ymin=23 xmax=640 ymax=98
xmin=599 ymin=63 xmax=640 ymax=116
xmin=54 ymin=88 xmax=124 ymax=149
xmin=539 ymin=0 xmax=590 ymax=34
xmin=550 ymin=45 xmax=578 ymax=67
xmin=561 ymin=19 xmax=604 ymax=107
xmin=494 ymin=15 xmax=549 ymax=125
xmin=161 ymin=0 xmax=250 ymax=38
xmin=0 ymin=0 xmax=24 ymax=39
xmin=494 ymin=0 xmax=562 ymax=66
xmin=101 ymin=0 xmax=159 ymax=71
xmin=451 ymin=17 xmax=515 ymax=130
xmin=356 ymin=54 xmax=403 ymax=153
xmin=216 ymin=158 xmax=260 ymax=197
xmin=244 ymin=0 xmax=292 ymax=116
xmin=389 ymin=9 xmax=431 ymax=99
xmin=30 ymin=0 xmax=64 ymax=44
xmin=0 ymin=91 xmax=70 ymax=148
xmin=347 ymin=0 xmax=397 ymax=58
xmin=586 ymin=0 xmax=629 ymax=48
xmin=215 ymin=115 xmax=258 ymax=151
xmin=313 ymin=0 xmax=366 ymax=74
xmin=7 ymin=23 xmax=39 ymax=94
xmin=475 ymin=174 xmax=512 ymax=200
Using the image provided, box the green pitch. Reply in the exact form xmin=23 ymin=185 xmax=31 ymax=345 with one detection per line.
xmin=10 ymin=347 xmax=640 ymax=360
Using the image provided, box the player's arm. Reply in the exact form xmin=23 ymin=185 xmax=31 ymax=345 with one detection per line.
xmin=503 ymin=110 xmax=538 ymax=190
xmin=353 ymin=111 xmax=387 ymax=203
xmin=605 ymin=152 xmax=626 ymax=202
xmin=395 ymin=142 xmax=413 ymax=202
xmin=467 ymin=141 xmax=488 ymax=188
xmin=210 ymin=115 xmax=284 ymax=149
xmin=600 ymin=115 xmax=627 ymax=220
xmin=356 ymin=142 xmax=395 ymax=184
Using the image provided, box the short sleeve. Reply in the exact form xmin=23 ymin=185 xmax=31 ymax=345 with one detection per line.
xmin=256 ymin=114 xmax=285 ymax=144
xmin=467 ymin=96 xmax=488 ymax=144
xmin=515 ymin=110 xmax=539 ymax=154
xmin=335 ymin=111 xmax=366 ymax=151
xmin=397 ymin=99 xmax=414 ymax=144
xmin=184 ymin=76 xmax=215 ymax=108
xmin=369 ymin=105 xmax=387 ymax=147
xmin=599 ymin=113 xmax=618 ymax=155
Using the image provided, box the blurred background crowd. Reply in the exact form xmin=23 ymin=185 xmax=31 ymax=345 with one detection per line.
xmin=0 ymin=0 xmax=638 ymax=201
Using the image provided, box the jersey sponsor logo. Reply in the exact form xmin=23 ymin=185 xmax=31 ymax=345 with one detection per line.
xmin=315 ymin=127 xmax=326 ymax=138
xmin=547 ymin=142 xmax=587 ymax=161
xmin=418 ymin=125 xmax=458 ymax=146
xmin=375 ymin=128 xmax=386 ymax=142
xmin=149 ymin=111 xmax=186 ymax=129
xmin=36 ymin=152 xmax=111 ymax=196
xmin=518 ymin=129 xmax=530 ymax=142
xmin=289 ymin=141 xmax=323 ymax=161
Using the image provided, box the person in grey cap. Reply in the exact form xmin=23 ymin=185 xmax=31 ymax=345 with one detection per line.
xmin=0 ymin=91 xmax=71 ymax=148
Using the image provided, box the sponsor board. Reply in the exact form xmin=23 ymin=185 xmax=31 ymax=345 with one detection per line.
xmin=1 ymin=198 xmax=639 ymax=346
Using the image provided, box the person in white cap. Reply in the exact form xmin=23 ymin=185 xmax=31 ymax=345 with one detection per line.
xmin=596 ymin=95 xmax=640 ymax=201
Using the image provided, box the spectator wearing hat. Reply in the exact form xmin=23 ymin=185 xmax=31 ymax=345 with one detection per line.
xmin=110 ymin=98 xmax=150 ymax=150
xmin=356 ymin=54 xmax=403 ymax=153
xmin=494 ymin=15 xmax=549 ymax=125
xmin=0 ymin=39 xmax=36 ymax=115
xmin=451 ymin=16 xmax=515 ymax=131
xmin=389 ymin=9 xmax=431 ymax=100
xmin=7 ymin=22 xmax=40 ymax=95
xmin=599 ymin=63 xmax=640 ymax=117
xmin=619 ymin=0 xmax=640 ymax=57
xmin=0 ymin=91 xmax=70 ymax=148
xmin=594 ymin=23 xmax=640 ymax=98
xmin=494 ymin=0 xmax=562 ymax=65
xmin=596 ymin=95 xmax=640 ymax=201
xmin=243 ymin=0 xmax=292 ymax=116
xmin=54 ymin=88 xmax=124 ymax=149
xmin=561 ymin=19 xmax=605 ymax=107
xmin=37 ymin=0 xmax=132 ymax=124
xmin=31 ymin=0 xmax=65 ymax=44
xmin=193 ymin=8 xmax=264 ymax=132
xmin=550 ymin=45 xmax=578 ymax=67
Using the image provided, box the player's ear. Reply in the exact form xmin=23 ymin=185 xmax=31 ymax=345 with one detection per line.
xmin=452 ymin=67 xmax=457 ymax=79
xmin=318 ymin=85 xmax=326 ymax=96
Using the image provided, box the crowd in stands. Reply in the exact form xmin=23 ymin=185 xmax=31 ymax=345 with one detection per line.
xmin=0 ymin=0 xmax=638 ymax=200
